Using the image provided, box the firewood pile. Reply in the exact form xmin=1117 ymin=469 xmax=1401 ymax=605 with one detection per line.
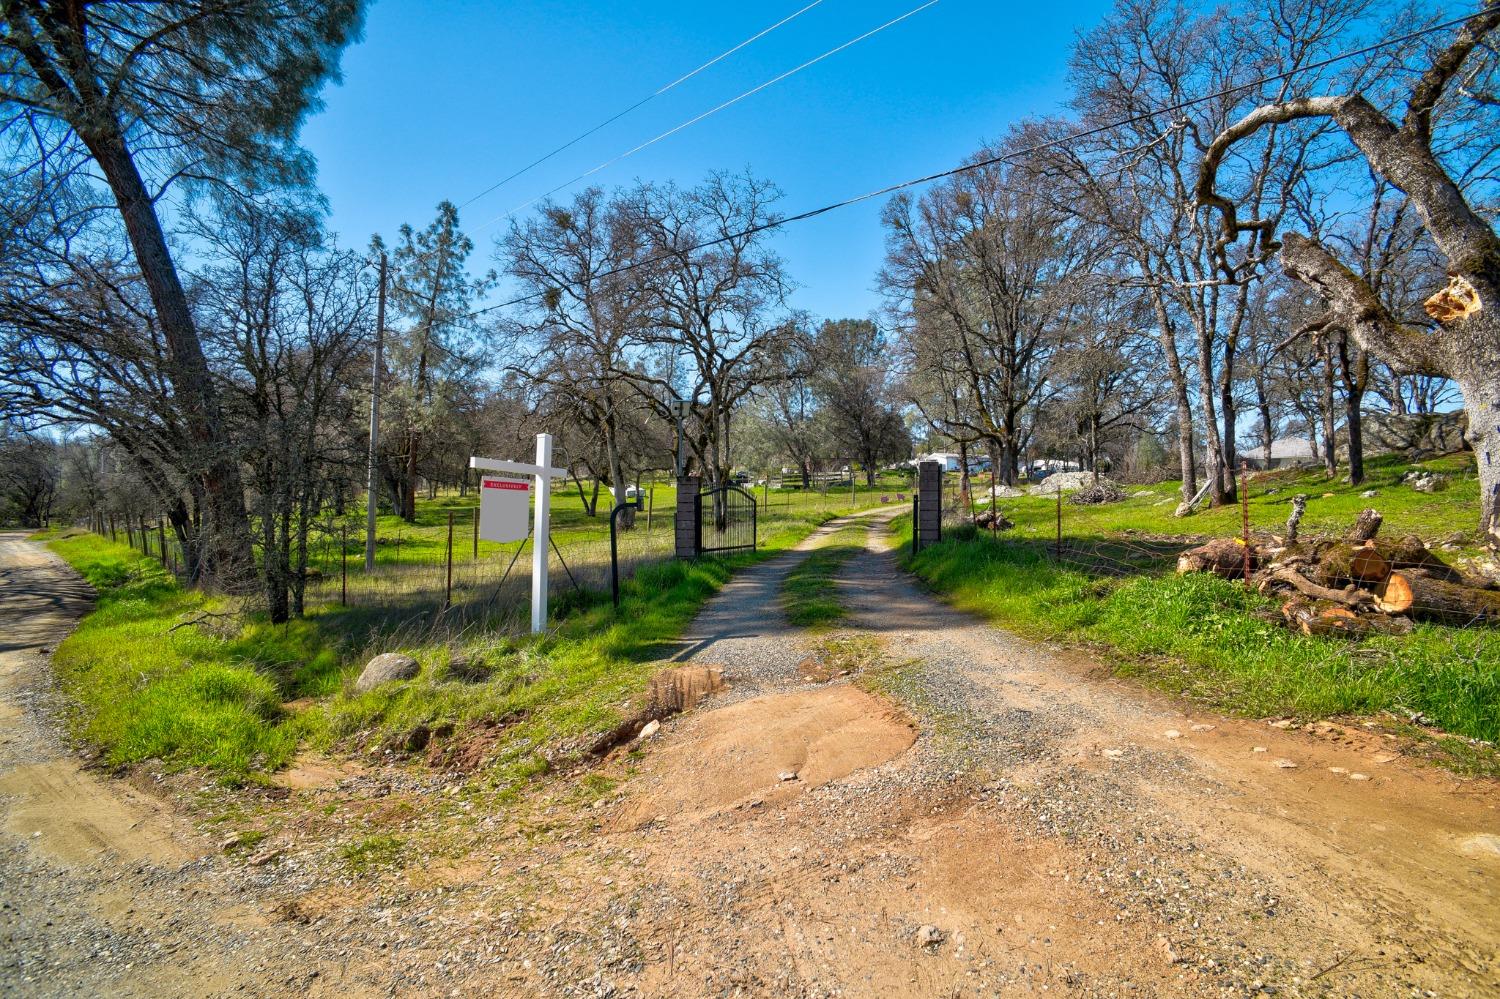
xmin=1175 ymin=505 xmax=1500 ymax=637
xmin=974 ymin=509 xmax=1014 ymax=531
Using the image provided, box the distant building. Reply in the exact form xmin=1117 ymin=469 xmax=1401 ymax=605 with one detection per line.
xmin=910 ymin=452 xmax=992 ymax=473
xmin=1244 ymin=437 xmax=1314 ymax=469
xmin=910 ymin=452 xmax=964 ymax=472
xmin=1027 ymin=458 xmax=1082 ymax=476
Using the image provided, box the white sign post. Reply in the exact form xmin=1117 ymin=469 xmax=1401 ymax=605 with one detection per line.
xmin=470 ymin=433 xmax=568 ymax=634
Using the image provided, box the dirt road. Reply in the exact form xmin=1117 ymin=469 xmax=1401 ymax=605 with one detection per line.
xmin=574 ymin=510 xmax=1500 ymax=996
xmin=4 ymin=519 xmax=1499 ymax=997
xmin=0 ymin=533 xmax=355 ymax=998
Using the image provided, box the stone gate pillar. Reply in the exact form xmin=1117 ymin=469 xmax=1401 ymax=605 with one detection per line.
xmin=917 ymin=461 xmax=942 ymax=549
xmin=675 ymin=476 xmax=701 ymax=559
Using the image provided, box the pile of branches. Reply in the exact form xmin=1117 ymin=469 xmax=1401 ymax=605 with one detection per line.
xmin=1069 ymin=480 xmax=1126 ymax=505
xmin=1176 ymin=504 xmax=1500 ymax=638
xmin=974 ymin=509 xmax=1014 ymax=531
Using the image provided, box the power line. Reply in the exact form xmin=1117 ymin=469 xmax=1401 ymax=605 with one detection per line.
xmin=432 ymin=9 xmax=1482 ymax=331
xmin=474 ymin=0 xmax=943 ymax=234
xmin=456 ymin=1 xmax=826 ymax=211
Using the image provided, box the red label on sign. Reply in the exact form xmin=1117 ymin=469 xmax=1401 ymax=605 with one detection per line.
xmin=483 ymin=480 xmax=530 ymax=491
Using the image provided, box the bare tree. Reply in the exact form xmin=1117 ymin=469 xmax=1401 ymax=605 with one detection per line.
xmin=811 ymin=319 xmax=909 ymax=485
xmin=881 ymin=140 xmax=1099 ymax=485
xmin=1 ymin=0 xmax=364 ymax=584
xmin=1198 ymin=4 xmax=1500 ymax=539
xmin=0 ymin=430 xmax=59 ymax=527
xmin=622 ymin=171 xmax=796 ymax=490
xmin=501 ymin=188 xmax=646 ymax=516
xmin=1062 ymin=0 xmax=1362 ymax=506
xmin=1051 ymin=278 xmax=1165 ymax=477
xmin=194 ymin=200 xmax=372 ymax=621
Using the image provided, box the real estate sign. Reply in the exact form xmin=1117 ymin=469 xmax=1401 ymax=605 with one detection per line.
xmin=479 ymin=477 xmax=530 ymax=542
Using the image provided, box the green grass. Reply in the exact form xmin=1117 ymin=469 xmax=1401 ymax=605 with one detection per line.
xmin=40 ymin=531 xmax=323 ymax=781
xmin=972 ymin=452 xmax=1484 ymax=553
xmin=896 ymin=513 xmax=1500 ymax=745
xmin=339 ymin=833 xmax=407 ymax=874
xmin=319 ymin=509 xmax=832 ymax=795
xmin=780 ymin=524 xmax=866 ymax=629
xmin=41 ymin=498 xmax=835 ymax=787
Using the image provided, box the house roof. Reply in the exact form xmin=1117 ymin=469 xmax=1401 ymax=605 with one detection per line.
xmin=1265 ymin=437 xmax=1314 ymax=459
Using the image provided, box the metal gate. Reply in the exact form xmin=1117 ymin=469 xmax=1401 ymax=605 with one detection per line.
xmin=695 ymin=484 xmax=757 ymax=555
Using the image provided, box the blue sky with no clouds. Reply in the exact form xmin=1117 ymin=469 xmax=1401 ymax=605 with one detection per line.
xmin=300 ymin=0 xmax=1116 ymax=321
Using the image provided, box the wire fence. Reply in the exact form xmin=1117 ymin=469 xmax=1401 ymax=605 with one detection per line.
xmin=93 ymin=479 xmax=894 ymax=637
xmin=928 ymin=470 xmax=1500 ymax=634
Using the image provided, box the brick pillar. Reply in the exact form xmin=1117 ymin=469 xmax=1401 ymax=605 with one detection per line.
xmin=917 ymin=461 xmax=942 ymax=549
xmin=675 ymin=476 xmax=701 ymax=559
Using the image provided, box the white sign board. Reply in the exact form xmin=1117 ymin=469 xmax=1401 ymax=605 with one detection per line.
xmin=479 ymin=477 xmax=530 ymax=542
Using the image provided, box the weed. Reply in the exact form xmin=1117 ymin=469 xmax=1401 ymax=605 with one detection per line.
xmin=339 ymin=833 xmax=407 ymax=874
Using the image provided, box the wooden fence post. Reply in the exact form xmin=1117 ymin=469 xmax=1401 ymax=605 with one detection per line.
xmin=340 ymin=525 xmax=348 ymax=606
xmin=445 ymin=511 xmax=455 ymax=608
xmin=1240 ymin=461 xmax=1252 ymax=586
xmin=1055 ymin=486 xmax=1063 ymax=562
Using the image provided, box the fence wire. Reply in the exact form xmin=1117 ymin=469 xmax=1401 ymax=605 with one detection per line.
xmin=924 ymin=475 xmax=1500 ymax=635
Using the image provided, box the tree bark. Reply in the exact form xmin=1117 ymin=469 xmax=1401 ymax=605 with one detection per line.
xmin=1318 ymin=339 xmax=1338 ymax=477
xmin=79 ymin=126 xmax=253 ymax=588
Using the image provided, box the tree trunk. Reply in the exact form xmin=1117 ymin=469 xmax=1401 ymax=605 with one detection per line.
xmin=1218 ymin=329 xmax=1239 ymax=502
xmin=1461 ymin=377 xmax=1500 ymax=544
xmin=1191 ymin=313 xmax=1230 ymax=507
xmin=1319 ymin=341 xmax=1338 ymax=477
xmin=1146 ymin=292 xmax=1197 ymax=502
xmin=80 ymin=123 xmax=253 ymax=588
xmin=1338 ymin=334 xmax=1367 ymax=486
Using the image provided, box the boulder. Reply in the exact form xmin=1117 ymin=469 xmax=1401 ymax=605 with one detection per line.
xmin=1402 ymin=470 xmax=1451 ymax=493
xmin=1359 ymin=411 xmax=1468 ymax=457
xmin=355 ymin=653 xmax=420 ymax=693
xmin=1029 ymin=470 xmax=1100 ymax=493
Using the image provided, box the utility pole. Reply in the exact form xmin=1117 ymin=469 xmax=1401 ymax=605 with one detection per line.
xmin=364 ymin=252 xmax=387 ymax=573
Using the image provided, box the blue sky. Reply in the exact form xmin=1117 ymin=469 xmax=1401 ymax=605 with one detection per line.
xmin=301 ymin=0 xmax=1116 ymax=321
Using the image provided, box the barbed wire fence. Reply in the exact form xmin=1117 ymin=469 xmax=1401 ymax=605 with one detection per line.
xmin=928 ymin=468 xmax=1500 ymax=634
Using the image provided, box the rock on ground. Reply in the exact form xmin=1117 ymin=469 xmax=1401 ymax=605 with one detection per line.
xmin=354 ymin=653 xmax=420 ymax=693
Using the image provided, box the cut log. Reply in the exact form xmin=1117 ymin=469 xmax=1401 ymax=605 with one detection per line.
xmin=1314 ymin=542 xmax=1391 ymax=587
xmin=1282 ymin=598 xmax=1371 ymax=638
xmin=1375 ymin=571 xmax=1500 ymax=624
xmin=1265 ymin=566 xmax=1371 ymax=607
xmin=1346 ymin=507 xmax=1383 ymax=542
xmin=1377 ymin=535 xmax=1460 ymax=579
xmin=1350 ymin=544 xmax=1391 ymax=584
xmin=1177 ymin=537 xmax=1256 ymax=578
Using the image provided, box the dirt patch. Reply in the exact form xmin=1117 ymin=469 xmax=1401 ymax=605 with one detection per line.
xmin=633 ymin=803 xmax=1200 ymax=997
xmin=0 ymin=759 xmax=195 ymax=867
xmin=612 ymin=685 xmax=915 ymax=829
xmin=642 ymin=663 xmax=725 ymax=715
xmin=275 ymin=754 xmax=365 ymax=791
